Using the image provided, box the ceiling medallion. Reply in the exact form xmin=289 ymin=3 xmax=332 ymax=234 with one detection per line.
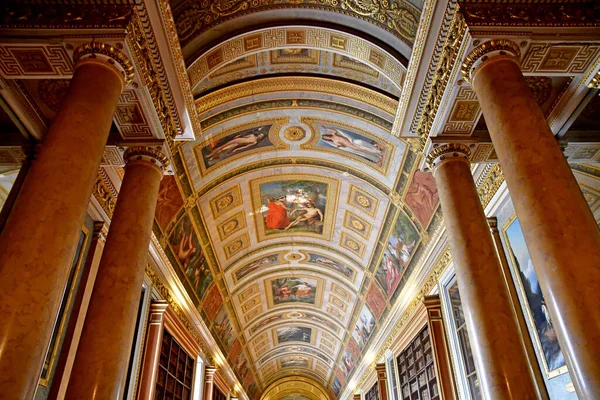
xmin=355 ymin=194 xmax=372 ymax=208
xmin=286 ymin=252 xmax=303 ymax=261
xmin=283 ymin=126 xmax=307 ymax=141
xmin=287 ymin=311 xmax=304 ymax=319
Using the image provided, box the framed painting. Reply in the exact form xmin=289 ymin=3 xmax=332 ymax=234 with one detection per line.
xmin=193 ymin=118 xmax=287 ymax=176
xmin=39 ymin=225 xmax=90 ymax=386
xmin=276 ymin=326 xmax=312 ymax=344
xmin=266 ymin=276 xmax=324 ymax=308
xmin=352 ymin=304 xmax=376 ymax=351
xmin=502 ymin=215 xmax=568 ymax=377
xmin=250 ymin=174 xmax=339 ymax=242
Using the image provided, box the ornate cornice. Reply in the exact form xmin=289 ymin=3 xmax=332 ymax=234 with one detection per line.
xmin=461 ymin=39 xmax=521 ymax=83
xmin=123 ymin=146 xmax=170 ymax=171
xmin=476 ymin=163 xmax=505 ymax=209
xmin=459 ymin=2 xmax=600 ymax=28
xmin=0 ymin=3 xmax=134 ymax=29
xmin=426 ymin=143 xmax=471 ymax=170
xmin=173 ymin=0 xmax=420 ymax=48
xmin=413 ymin=9 xmax=467 ymax=149
xmin=589 ymin=70 xmax=600 ymax=89
xmin=73 ymin=42 xmax=134 ymax=86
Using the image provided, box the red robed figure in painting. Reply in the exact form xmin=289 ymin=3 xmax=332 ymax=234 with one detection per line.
xmin=264 ymin=195 xmax=290 ymax=229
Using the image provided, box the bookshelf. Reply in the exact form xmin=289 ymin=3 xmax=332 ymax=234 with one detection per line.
xmin=155 ymin=329 xmax=195 ymax=400
xmin=365 ymin=383 xmax=379 ymax=400
xmin=396 ymin=326 xmax=439 ymax=400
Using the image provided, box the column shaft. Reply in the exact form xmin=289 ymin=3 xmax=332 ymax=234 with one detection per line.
xmin=433 ymin=155 xmax=536 ymax=399
xmin=471 ymin=53 xmax=600 ymax=398
xmin=204 ymin=367 xmax=217 ymax=400
xmin=375 ymin=363 xmax=388 ymax=400
xmin=137 ymin=301 xmax=169 ymax=400
xmin=423 ymin=295 xmax=458 ymax=400
xmin=0 ymin=59 xmax=124 ymax=397
xmin=65 ymin=155 xmax=164 ymax=399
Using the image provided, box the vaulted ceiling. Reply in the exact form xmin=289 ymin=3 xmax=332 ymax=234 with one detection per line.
xmin=151 ymin=3 xmax=439 ymax=400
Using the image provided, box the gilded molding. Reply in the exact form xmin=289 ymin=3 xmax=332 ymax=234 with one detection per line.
xmin=461 ymin=39 xmax=521 ymax=83
xmin=414 ymin=11 xmax=467 ymax=149
xmin=476 ymin=163 xmax=505 ymax=209
xmin=0 ymin=3 xmax=134 ymax=29
xmin=73 ymin=42 xmax=135 ymax=86
xmin=173 ymin=0 xmax=420 ymax=48
xmin=426 ymin=143 xmax=471 ymax=170
xmin=123 ymin=146 xmax=170 ymax=171
xmin=93 ymin=173 xmax=116 ymax=218
xmin=126 ymin=11 xmax=182 ymax=140
xmin=196 ymin=77 xmax=398 ymax=116
xmin=589 ymin=70 xmax=600 ymax=89
xmin=460 ymin=2 xmax=600 ymax=28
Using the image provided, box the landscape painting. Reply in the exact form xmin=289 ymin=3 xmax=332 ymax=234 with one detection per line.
xmin=317 ymin=125 xmax=386 ymax=167
xmin=198 ymin=124 xmax=272 ymax=169
xmin=271 ymin=277 xmax=317 ymax=305
xmin=352 ymin=305 xmax=376 ymax=351
xmin=168 ymin=215 xmax=213 ymax=301
xmin=235 ymin=253 xmax=279 ymax=282
xmin=504 ymin=217 xmax=566 ymax=373
xmin=259 ymin=180 xmax=329 ymax=235
xmin=307 ymin=253 xmax=354 ymax=279
xmin=277 ymin=326 xmax=312 ymax=344
xmin=375 ymin=212 xmax=419 ymax=298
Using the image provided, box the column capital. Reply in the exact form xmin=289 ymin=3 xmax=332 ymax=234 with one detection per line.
xmin=205 ymin=366 xmax=217 ymax=381
xmin=123 ymin=146 xmax=170 ymax=172
xmin=73 ymin=42 xmax=134 ymax=87
xmin=426 ymin=143 xmax=471 ymax=170
xmin=149 ymin=299 xmax=169 ymax=315
xmin=92 ymin=221 xmax=109 ymax=244
xmin=423 ymin=294 xmax=442 ymax=310
xmin=375 ymin=362 xmax=387 ymax=378
xmin=487 ymin=217 xmax=499 ymax=233
xmin=353 ymin=394 xmax=361 ymax=400
xmin=462 ymin=39 xmax=521 ymax=83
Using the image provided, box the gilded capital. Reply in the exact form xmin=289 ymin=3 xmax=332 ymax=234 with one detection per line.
xmin=426 ymin=143 xmax=471 ymax=170
xmin=73 ymin=42 xmax=134 ymax=86
xmin=123 ymin=146 xmax=169 ymax=172
xmin=204 ymin=366 xmax=217 ymax=381
xmin=461 ymin=39 xmax=521 ymax=83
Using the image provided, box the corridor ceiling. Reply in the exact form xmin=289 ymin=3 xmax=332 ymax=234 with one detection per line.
xmin=152 ymin=2 xmax=436 ymax=399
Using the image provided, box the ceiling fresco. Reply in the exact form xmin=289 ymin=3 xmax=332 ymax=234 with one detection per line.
xmin=149 ymin=12 xmax=443 ymax=396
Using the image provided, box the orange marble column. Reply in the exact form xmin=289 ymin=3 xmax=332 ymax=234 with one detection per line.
xmin=65 ymin=146 xmax=167 ymax=399
xmin=423 ymin=295 xmax=458 ymax=400
xmin=137 ymin=300 xmax=169 ymax=400
xmin=464 ymin=39 xmax=600 ymax=398
xmin=204 ymin=367 xmax=217 ymax=400
xmin=0 ymin=42 xmax=131 ymax=398
xmin=428 ymin=144 xmax=537 ymax=399
xmin=375 ymin=363 xmax=388 ymax=400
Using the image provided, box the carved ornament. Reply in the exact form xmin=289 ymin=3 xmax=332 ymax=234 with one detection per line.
xmin=73 ymin=42 xmax=134 ymax=86
xmin=123 ymin=146 xmax=170 ymax=171
xmin=283 ymin=126 xmax=307 ymax=141
xmin=426 ymin=143 xmax=471 ymax=170
xmin=589 ymin=70 xmax=600 ymax=89
xmin=460 ymin=2 xmax=600 ymax=28
xmin=461 ymin=39 xmax=521 ymax=83
xmin=173 ymin=0 xmax=420 ymax=47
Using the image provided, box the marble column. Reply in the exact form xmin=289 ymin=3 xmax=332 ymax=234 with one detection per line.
xmin=463 ymin=39 xmax=600 ymax=398
xmin=428 ymin=144 xmax=537 ymax=399
xmin=375 ymin=363 xmax=388 ymax=400
xmin=65 ymin=146 xmax=168 ymax=399
xmin=204 ymin=367 xmax=217 ymax=400
xmin=137 ymin=300 xmax=169 ymax=400
xmin=423 ymin=295 xmax=458 ymax=400
xmin=0 ymin=42 xmax=132 ymax=398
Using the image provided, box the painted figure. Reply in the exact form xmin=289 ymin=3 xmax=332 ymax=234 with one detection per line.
xmin=264 ymin=195 xmax=291 ymax=229
xmin=285 ymin=201 xmax=323 ymax=230
xmin=206 ymin=132 xmax=267 ymax=161
xmin=322 ymin=127 xmax=383 ymax=164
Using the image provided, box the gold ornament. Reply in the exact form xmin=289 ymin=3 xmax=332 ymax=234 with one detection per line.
xmin=283 ymin=126 xmax=307 ymax=141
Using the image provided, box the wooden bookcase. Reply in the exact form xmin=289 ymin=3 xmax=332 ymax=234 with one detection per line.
xmin=155 ymin=329 xmax=195 ymax=400
xmin=396 ymin=326 xmax=439 ymax=400
xmin=365 ymin=383 xmax=379 ymax=400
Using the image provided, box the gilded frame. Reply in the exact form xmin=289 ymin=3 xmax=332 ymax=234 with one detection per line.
xmin=501 ymin=213 xmax=568 ymax=378
xmin=39 ymin=225 xmax=91 ymax=386
xmin=265 ymin=275 xmax=325 ymax=309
